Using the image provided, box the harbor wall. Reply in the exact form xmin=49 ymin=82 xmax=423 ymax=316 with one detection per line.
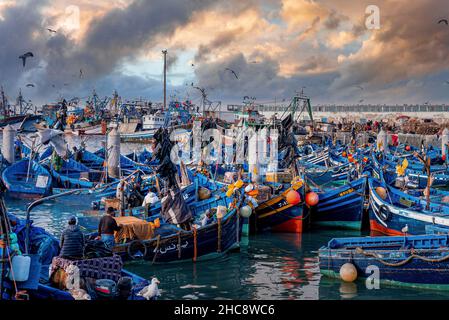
xmin=326 ymin=132 xmax=441 ymax=148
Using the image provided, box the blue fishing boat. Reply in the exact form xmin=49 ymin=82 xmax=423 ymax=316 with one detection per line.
xmin=2 ymin=159 xmax=52 ymax=199
xmin=111 ymin=195 xmax=242 ymax=263
xmin=368 ymin=177 xmax=449 ymax=235
xmin=303 ymin=162 xmax=353 ymax=185
xmin=308 ymin=177 xmax=367 ymax=230
xmin=49 ymin=158 xmax=95 ymax=189
xmin=71 ymin=149 xmax=105 ymax=171
xmin=252 ymin=189 xmax=304 ymax=233
xmin=1 ymin=213 xmax=150 ymax=300
xmin=373 ymin=152 xmax=449 ymax=188
xmin=94 ymin=147 xmax=152 ymax=174
xmin=319 ymin=234 xmax=449 ymax=290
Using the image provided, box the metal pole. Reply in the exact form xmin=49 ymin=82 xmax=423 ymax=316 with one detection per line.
xmin=162 ymin=50 xmax=167 ymax=111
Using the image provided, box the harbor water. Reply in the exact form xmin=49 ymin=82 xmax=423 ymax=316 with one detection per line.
xmin=4 ymin=135 xmax=449 ymax=300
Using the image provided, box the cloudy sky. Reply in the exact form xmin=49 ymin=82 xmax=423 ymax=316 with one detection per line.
xmin=0 ymin=0 xmax=448 ymax=106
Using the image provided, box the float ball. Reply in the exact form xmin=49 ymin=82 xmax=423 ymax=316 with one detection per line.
xmin=286 ymin=190 xmax=301 ymax=205
xmin=340 ymin=263 xmax=357 ymax=282
xmin=375 ymin=187 xmax=387 ymax=200
xmin=239 ymin=205 xmax=252 ymax=218
xmin=305 ymin=192 xmax=319 ymax=206
xmin=405 ymin=145 xmax=411 ymax=151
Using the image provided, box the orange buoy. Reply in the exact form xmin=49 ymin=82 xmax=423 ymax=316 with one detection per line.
xmin=405 ymin=145 xmax=411 ymax=151
xmin=443 ymin=154 xmax=447 ymax=162
xmin=154 ymin=218 xmax=161 ymax=228
xmin=340 ymin=263 xmax=358 ymax=282
xmin=286 ymin=190 xmax=301 ymax=205
xmin=342 ymin=151 xmax=347 ymax=157
xmin=305 ymin=192 xmax=319 ymax=206
xmin=375 ymin=187 xmax=387 ymax=200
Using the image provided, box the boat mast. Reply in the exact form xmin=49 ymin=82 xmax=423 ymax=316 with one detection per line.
xmin=162 ymin=49 xmax=167 ymax=111
xmin=17 ymin=89 xmax=23 ymax=115
xmin=1 ymin=86 xmax=8 ymax=118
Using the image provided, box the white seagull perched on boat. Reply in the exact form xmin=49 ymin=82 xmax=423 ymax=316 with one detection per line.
xmin=401 ymin=224 xmax=409 ymax=234
xmin=137 ymin=278 xmax=161 ymax=300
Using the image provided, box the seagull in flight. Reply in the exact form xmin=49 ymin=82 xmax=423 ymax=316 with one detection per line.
xmin=47 ymin=28 xmax=57 ymax=34
xmin=26 ymin=83 xmax=35 ymax=88
xmin=19 ymin=52 xmax=34 ymax=67
xmin=225 ymin=68 xmax=238 ymax=79
xmin=438 ymin=18 xmax=448 ymax=25
xmin=79 ymin=69 xmax=83 ymax=78
xmin=353 ymin=85 xmax=364 ymax=90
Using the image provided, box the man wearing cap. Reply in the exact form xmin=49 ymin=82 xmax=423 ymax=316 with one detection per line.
xmin=60 ymin=216 xmax=85 ymax=259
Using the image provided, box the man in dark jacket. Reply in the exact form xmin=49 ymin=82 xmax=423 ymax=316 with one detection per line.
xmin=96 ymin=207 xmax=122 ymax=249
xmin=60 ymin=216 xmax=85 ymax=259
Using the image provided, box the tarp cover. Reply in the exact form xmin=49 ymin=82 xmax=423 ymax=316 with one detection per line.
xmin=160 ymin=189 xmax=192 ymax=225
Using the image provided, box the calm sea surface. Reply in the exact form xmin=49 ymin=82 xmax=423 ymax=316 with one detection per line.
xmin=4 ymin=134 xmax=449 ymax=300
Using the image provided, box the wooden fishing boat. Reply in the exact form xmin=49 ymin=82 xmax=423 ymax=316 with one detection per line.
xmin=368 ymin=177 xmax=449 ymax=235
xmin=372 ymin=152 xmax=449 ymax=188
xmin=71 ymin=149 xmax=105 ymax=171
xmin=252 ymin=189 xmax=304 ymax=233
xmin=49 ymin=158 xmax=95 ymax=189
xmin=297 ymin=146 xmax=329 ymax=166
xmin=319 ymin=234 xmax=449 ymax=290
xmin=1 ymin=214 xmax=150 ymax=300
xmin=303 ymin=162 xmax=352 ymax=185
xmin=307 ymin=176 xmax=367 ymax=230
xmin=2 ymin=159 xmax=52 ymax=198
xmin=94 ymin=148 xmax=152 ymax=174
xmin=111 ymin=195 xmax=242 ymax=263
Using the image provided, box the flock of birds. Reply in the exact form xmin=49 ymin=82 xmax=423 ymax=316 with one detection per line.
xmin=17 ymin=27 xmax=85 ymax=90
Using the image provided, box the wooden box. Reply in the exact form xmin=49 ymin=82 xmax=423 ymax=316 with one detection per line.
xmin=265 ymin=171 xmax=293 ymax=183
xmin=104 ymin=198 xmax=121 ymax=212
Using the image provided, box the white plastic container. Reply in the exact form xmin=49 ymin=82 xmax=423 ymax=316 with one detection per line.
xmin=9 ymin=255 xmax=31 ymax=282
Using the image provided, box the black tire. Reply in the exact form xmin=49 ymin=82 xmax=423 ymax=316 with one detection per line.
xmin=127 ymin=240 xmax=147 ymax=260
xmin=378 ymin=204 xmax=391 ymax=222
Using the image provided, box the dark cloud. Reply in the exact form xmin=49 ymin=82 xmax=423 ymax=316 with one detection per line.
xmin=194 ymin=28 xmax=242 ymax=62
xmin=195 ymin=52 xmax=338 ymax=103
xmin=324 ymin=10 xmax=347 ymax=30
xmin=0 ymin=0 xmax=216 ymax=104
xmin=332 ymin=1 xmax=449 ymax=92
xmin=0 ymin=0 xmax=49 ymax=94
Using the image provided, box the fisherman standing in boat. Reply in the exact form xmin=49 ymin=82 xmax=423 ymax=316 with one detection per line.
xmin=96 ymin=207 xmax=122 ymax=249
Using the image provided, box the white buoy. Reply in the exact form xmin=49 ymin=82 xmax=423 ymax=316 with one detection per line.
xmin=2 ymin=125 xmax=16 ymax=164
xmin=376 ymin=129 xmax=388 ymax=152
xmin=339 ymin=262 xmax=358 ymax=282
xmin=107 ymin=128 xmax=121 ymax=178
xmin=442 ymin=128 xmax=449 ymax=159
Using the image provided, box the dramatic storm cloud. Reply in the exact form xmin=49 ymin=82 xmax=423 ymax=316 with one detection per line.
xmin=0 ymin=0 xmax=448 ymax=106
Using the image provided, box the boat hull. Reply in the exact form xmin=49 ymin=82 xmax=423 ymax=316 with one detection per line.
xmin=253 ymin=193 xmax=303 ymax=233
xmin=113 ymin=208 xmax=242 ymax=263
xmin=310 ymin=177 xmax=367 ymax=230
